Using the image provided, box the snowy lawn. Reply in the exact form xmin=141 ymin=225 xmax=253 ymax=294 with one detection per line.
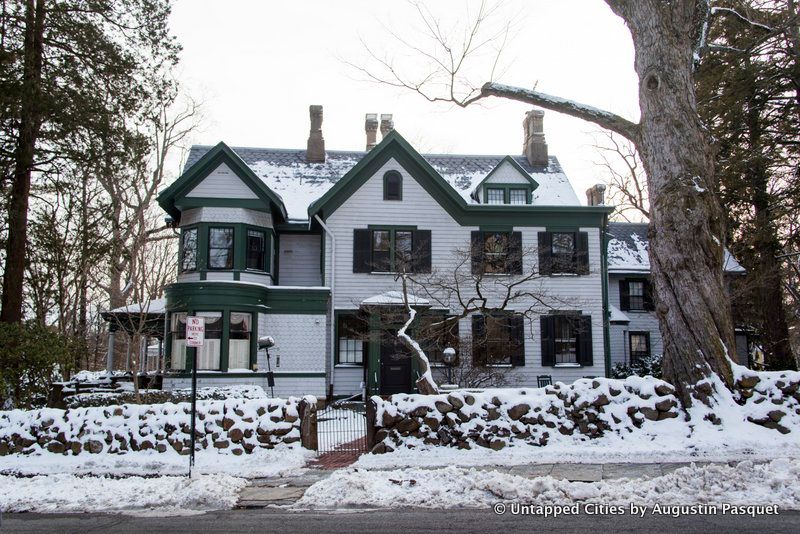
xmin=0 ymin=472 xmax=246 ymax=516
xmin=0 ymin=444 xmax=313 ymax=478
xmin=298 ymin=459 xmax=800 ymax=510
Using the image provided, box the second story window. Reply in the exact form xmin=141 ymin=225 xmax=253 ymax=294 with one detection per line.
xmin=620 ymin=278 xmax=654 ymax=311
xmin=509 ymin=189 xmax=528 ymax=205
xmin=353 ymin=228 xmax=432 ymax=274
xmin=537 ymin=231 xmax=590 ymax=275
xmin=180 ymin=228 xmax=198 ymax=272
xmin=486 ymin=188 xmax=505 ymax=204
xmin=246 ymin=230 xmax=266 ymax=271
xmin=383 ymin=171 xmax=402 ymax=201
xmin=551 ymin=232 xmax=576 ymax=273
xmin=208 ymin=227 xmax=234 ymax=269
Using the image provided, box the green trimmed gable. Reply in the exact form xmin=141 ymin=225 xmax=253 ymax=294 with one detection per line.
xmin=157 ymin=142 xmax=288 ymax=223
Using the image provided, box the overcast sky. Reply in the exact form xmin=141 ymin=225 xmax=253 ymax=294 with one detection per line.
xmin=170 ymin=0 xmax=639 ymax=204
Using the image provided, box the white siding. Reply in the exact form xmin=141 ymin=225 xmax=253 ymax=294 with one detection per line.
xmin=278 ymin=234 xmax=322 ymax=286
xmin=333 ymin=367 xmax=365 ymax=397
xmin=324 ymin=157 xmax=607 ymax=386
xmin=608 ymin=275 xmax=663 ymax=368
xmin=185 ymin=163 xmax=259 ymax=199
xmin=258 ymin=313 xmax=326 ymax=373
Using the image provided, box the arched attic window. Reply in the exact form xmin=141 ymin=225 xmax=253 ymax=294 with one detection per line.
xmin=383 ymin=170 xmax=403 ymax=201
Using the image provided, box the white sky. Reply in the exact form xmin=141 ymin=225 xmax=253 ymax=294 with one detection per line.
xmin=170 ymin=0 xmax=639 ymax=204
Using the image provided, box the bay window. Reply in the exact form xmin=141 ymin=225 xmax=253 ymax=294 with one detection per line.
xmin=170 ymin=312 xmax=187 ymax=370
xmin=228 ymin=312 xmax=252 ymax=369
xmin=246 ymin=230 xmax=266 ymax=271
xmin=196 ymin=312 xmax=222 ymax=370
xmin=208 ymin=227 xmax=234 ymax=269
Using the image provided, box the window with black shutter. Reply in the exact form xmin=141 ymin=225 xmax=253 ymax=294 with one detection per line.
xmin=538 ymin=231 xmax=589 ymax=275
xmin=419 ymin=313 xmax=460 ymax=365
xmin=541 ymin=313 xmax=592 ymax=366
xmin=620 ymin=278 xmax=653 ymax=311
xmin=470 ymin=230 xmax=522 ymax=275
xmin=353 ymin=227 xmax=431 ymax=273
xmin=471 ymin=313 xmax=525 ymax=366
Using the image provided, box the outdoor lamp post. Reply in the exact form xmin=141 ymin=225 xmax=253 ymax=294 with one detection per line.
xmin=258 ymin=336 xmax=276 ymax=397
xmin=442 ymin=347 xmax=457 ymax=386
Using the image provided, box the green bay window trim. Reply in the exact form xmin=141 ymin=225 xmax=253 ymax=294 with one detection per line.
xmin=352 ymin=227 xmax=432 ymax=274
xmin=483 ymin=184 xmax=533 ymax=205
xmin=471 ymin=313 xmax=525 ymax=366
xmin=176 ymin=223 xmax=273 ymax=276
xmin=208 ymin=226 xmax=235 ymax=270
xmin=166 ymin=309 xmax=258 ymax=372
xmin=180 ymin=227 xmax=198 ymax=272
xmin=537 ymin=231 xmax=590 ymax=275
xmin=470 ymin=230 xmax=522 ymax=275
xmin=383 ymin=170 xmax=403 ymax=201
xmin=619 ymin=278 xmax=654 ymax=311
xmin=629 ymin=331 xmax=651 ymax=363
xmin=540 ymin=313 xmax=593 ymax=367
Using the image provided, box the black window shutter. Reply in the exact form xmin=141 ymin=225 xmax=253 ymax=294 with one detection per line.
xmin=644 ymin=332 xmax=651 ymax=357
xmin=576 ymin=231 xmax=590 ymax=275
xmin=507 ymin=231 xmax=523 ymax=274
xmin=470 ymin=231 xmax=483 ymax=275
xmin=471 ymin=315 xmax=486 ymax=366
xmin=537 ymin=232 xmax=552 ymax=275
xmin=412 ymin=229 xmax=432 ymax=273
xmin=353 ymin=229 xmax=372 ymax=273
xmin=578 ymin=315 xmax=593 ymax=366
xmin=643 ymin=279 xmax=655 ymax=311
xmin=619 ymin=280 xmax=631 ymax=311
xmin=509 ymin=314 xmax=525 ymax=366
xmin=540 ymin=315 xmax=555 ymax=366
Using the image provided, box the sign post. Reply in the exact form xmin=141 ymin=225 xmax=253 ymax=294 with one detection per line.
xmin=186 ymin=316 xmax=205 ymax=476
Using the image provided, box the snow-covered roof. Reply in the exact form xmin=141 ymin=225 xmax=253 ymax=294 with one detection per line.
xmin=108 ymin=298 xmax=166 ymax=315
xmin=361 ymin=291 xmax=430 ymax=306
xmin=607 ymin=222 xmax=746 ymax=274
xmin=183 ymin=146 xmax=580 ymax=221
xmin=609 ymin=304 xmax=630 ymax=324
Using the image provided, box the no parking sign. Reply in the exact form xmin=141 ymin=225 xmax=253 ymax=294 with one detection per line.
xmin=186 ymin=316 xmax=205 ymax=347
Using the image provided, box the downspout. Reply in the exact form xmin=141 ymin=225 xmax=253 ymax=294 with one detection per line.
xmin=601 ymin=212 xmax=611 ymax=378
xmin=314 ymin=214 xmax=336 ymax=398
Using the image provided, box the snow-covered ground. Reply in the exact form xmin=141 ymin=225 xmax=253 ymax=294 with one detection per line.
xmin=0 ymin=444 xmax=312 ymax=478
xmin=0 ymin=473 xmax=247 ymax=516
xmin=299 ymin=459 xmax=800 ymax=510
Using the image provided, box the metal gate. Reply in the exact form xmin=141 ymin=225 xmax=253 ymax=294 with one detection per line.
xmin=316 ymin=399 xmax=368 ymax=455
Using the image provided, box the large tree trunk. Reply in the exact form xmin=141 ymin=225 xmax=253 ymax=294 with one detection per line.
xmin=614 ymin=0 xmax=736 ymax=404
xmin=1 ymin=0 xmax=45 ymax=324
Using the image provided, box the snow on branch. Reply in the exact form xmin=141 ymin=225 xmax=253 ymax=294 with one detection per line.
xmin=710 ymin=6 xmax=773 ymax=33
xmin=481 ymin=82 xmax=640 ymax=141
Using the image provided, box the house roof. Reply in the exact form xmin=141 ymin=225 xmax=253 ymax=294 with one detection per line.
xmin=609 ymin=304 xmax=630 ymax=324
xmin=183 ymin=137 xmax=580 ymax=221
xmin=607 ymin=222 xmax=746 ymax=274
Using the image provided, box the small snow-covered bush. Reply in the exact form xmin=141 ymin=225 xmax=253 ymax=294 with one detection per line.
xmin=610 ymin=354 xmax=663 ymax=380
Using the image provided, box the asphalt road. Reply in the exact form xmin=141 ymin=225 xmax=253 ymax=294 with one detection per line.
xmin=2 ymin=508 xmax=799 ymax=534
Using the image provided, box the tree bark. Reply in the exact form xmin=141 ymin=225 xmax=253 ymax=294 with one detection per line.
xmin=1 ymin=0 xmax=45 ymax=323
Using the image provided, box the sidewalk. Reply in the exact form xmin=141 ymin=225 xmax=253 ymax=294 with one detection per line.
xmin=236 ymin=460 xmax=719 ymax=508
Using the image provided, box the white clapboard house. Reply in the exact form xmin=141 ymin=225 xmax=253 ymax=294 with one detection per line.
xmin=124 ymin=106 xmax=746 ymax=399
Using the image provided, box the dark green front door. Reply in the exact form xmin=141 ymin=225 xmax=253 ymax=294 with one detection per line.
xmin=379 ymin=329 xmax=412 ymax=395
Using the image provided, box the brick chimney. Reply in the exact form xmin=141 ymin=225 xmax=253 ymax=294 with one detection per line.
xmin=523 ymin=109 xmax=548 ymax=166
xmin=365 ymin=113 xmax=378 ymax=150
xmin=306 ymin=105 xmax=325 ymax=163
xmin=585 ymin=184 xmax=607 ymax=206
xmin=380 ymin=113 xmax=394 ymax=139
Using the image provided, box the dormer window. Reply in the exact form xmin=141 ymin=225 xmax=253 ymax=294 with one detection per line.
xmin=486 ymin=188 xmax=504 ymax=204
xmin=482 ymin=186 xmax=532 ymax=205
xmin=383 ymin=171 xmax=402 ymax=201
xmin=509 ymin=189 xmax=528 ymax=205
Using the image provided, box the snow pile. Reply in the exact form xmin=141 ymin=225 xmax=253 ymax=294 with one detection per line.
xmin=731 ymin=364 xmax=800 ymax=434
xmin=0 ymin=473 xmax=247 ymax=515
xmin=298 ymin=459 xmax=800 ymax=510
xmin=371 ymin=378 xmax=683 ymax=453
xmin=0 ymin=395 xmax=315 ymax=457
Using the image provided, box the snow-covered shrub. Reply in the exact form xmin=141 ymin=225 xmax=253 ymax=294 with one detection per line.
xmin=610 ymin=353 xmax=663 ymax=380
xmin=65 ymin=384 xmax=267 ymax=409
xmin=0 ymin=322 xmax=83 ymax=409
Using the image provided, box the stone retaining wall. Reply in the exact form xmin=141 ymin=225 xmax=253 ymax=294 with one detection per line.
xmin=370 ymin=377 xmax=682 ymax=453
xmin=0 ymin=396 xmax=317 ymax=456
xmin=733 ymin=368 xmax=800 ymax=434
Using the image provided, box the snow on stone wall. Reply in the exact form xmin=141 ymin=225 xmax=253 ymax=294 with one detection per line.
xmin=370 ymin=378 xmax=684 ymax=453
xmin=0 ymin=396 xmax=316 ymax=457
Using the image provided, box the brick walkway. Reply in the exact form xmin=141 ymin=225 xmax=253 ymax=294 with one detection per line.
xmin=307 ymin=437 xmax=368 ymax=470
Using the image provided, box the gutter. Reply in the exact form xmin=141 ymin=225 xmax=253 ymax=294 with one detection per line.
xmin=314 ymin=215 xmax=336 ymax=399
xmin=601 ymin=212 xmax=612 ymax=378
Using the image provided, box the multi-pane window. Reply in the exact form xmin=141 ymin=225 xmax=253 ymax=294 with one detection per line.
xmin=196 ymin=312 xmax=222 ymax=370
xmin=629 ymin=332 xmax=650 ymax=362
xmin=180 ymin=228 xmax=198 ymax=272
xmin=246 ymin=230 xmax=266 ymax=271
xmin=628 ymin=281 xmax=645 ymax=310
xmin=486 ymin=188 xmax=505 ymax=205
xmin=370 ymin=229 xmax=415 ymax=272
xmin=394 ymin=231 xmax=413 ymax=268
xmin=170 ymin=313 xmax=187 ymax=370
xmin=554 ymin=316 xmax=578 ymax=364
xmin=371 ymin=230 xmax=391 ymax=271
xmin=551 ymin=232 xmax=576 ymax=273
xmin=229 ymin=313 xmax=252 ymax=369
xmin=337 ymin=314 xmax=367 ymax=364
xmin=509 ymin=189 xmax=527 ymax=205
xmin=384 ymin=171 xmax=402 ymax=201
xmin=208 ymin=228 xmax=234 ymax=269
xmin=473 ymin=313 xmax=524 ymax=366
xmin=483 ymin=232 xmax=509 ymax=274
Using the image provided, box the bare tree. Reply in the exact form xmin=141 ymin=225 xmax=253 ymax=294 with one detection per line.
xmin=355 ymin=0 xmax=772 ymax=406
xmin=591 ymin=131 xmax=649 ymax=221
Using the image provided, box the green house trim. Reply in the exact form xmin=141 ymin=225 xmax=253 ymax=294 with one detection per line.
xmin=157 ymin=142 xmax=288 ymax=222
